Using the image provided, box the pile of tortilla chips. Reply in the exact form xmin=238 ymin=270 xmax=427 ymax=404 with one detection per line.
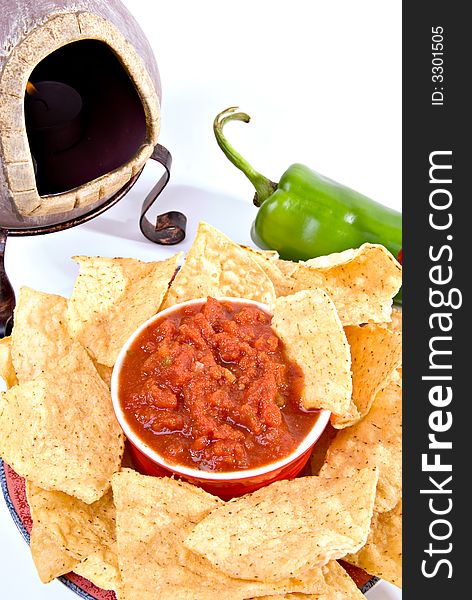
xmin=0 ymin=221 xmax=402 ymax=598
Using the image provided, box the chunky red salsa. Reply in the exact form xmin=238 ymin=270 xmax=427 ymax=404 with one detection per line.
xmin=118 ymin=298 xmax=318 ymax=472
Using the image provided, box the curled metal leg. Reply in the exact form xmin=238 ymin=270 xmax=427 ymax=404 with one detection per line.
xmin=0 ymin=229 xmax=15 ymax=338
xmin=139 ymin=144 xmax=187 ymax=245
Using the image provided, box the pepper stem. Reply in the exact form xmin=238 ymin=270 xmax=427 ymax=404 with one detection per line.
xmin=214 ymin=107 xmax=277 ymax=207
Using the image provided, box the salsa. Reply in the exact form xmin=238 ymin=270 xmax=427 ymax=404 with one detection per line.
xmin=118 ymin=297 xmax=319 ymax=472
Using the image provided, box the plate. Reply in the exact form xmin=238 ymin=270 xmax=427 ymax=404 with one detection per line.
xmin=1 ymin=456 xmax=379 ymax=598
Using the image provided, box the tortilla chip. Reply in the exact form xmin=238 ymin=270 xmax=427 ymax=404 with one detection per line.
xmin=388 ymin=365 xmax=402 ymax=388
xmin=383 ymin=306 xmax=402 ymax=334
xmin=332 ymin=323 xmax=402 ymax=428
xmin=93 ymin=362 xmax=113 ymax=389
xmin=309 ymin=424 xmax=338 ymax=476
xmin=321 ymin=561 xmax=366 ymax=599
xmin=254 ymin=560 xmax=365 ymax=599
xmin=10 ymin=287 xmax=73 ymax=383
xmin=243 ymin=248 xmax=294 ymax=297
xmin=330 ymin=401 xmax=360 ymax=431
xmin=74 ymin=554 xmax=120 ymax=591
xmin=276 ymin=260 xmax=299 ymax=278
xmin=396 ymin=366 xmax=403 ymax=382
xmin=163 ymin=222 xmax=276 ymax=309
xmin=345 ymin=500 xmax=402 ymax=588
xmin=379 ymin=307 xmax=402 ymax=388
xmin=281 ymin=244 xmax=401 ymax=326
xmin=0 ymin=342 xmax=124 ymax=503
xmin=27 ymin=482 xmax=119 ymax=589
xmin=0 ymin=336 xmax=17 ymax=389
xmin=240 ymin=246 xmax=280 ymax=260
xmin=112 ymin=469 xmax=327 ymax=600
xmin=320 ymin=381 xmax=401 ymax=513
xmin=8 ymin=287 xmax=116 ymax=389
xmin=184 ymin=468 xmax=378 ymax=582
xmin=271 ymin=290 xmax=352 ymax=415
xmin=67 ymin=254 xmax=181 ymax=367
xmin=29 ymin=522 xmax=78 ymax=583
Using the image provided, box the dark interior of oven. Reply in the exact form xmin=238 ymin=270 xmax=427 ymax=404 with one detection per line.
xmin=24 ymin=40 xmax=147 ymax=196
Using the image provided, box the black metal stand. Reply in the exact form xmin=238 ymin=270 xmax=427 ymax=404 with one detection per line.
xmin=140 ymin=145 xmax=187 ymax=244
xmin=0 ymin=229 xmax=15 ymax=337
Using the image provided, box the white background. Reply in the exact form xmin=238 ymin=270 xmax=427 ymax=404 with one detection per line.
xmin=0 ymin=1 xmax=401 ymax=598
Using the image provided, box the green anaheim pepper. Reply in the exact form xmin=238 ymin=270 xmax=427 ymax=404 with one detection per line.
xmin=214 ymin=107 xmax=402 ymax=302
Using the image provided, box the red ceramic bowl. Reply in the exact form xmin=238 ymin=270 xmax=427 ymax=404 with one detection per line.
xmin=111 ymin=297 xmax=330 ymax=500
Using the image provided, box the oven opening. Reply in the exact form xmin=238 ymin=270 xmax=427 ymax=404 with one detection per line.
xmin=25 ymin=40 xmax=147 ymax=196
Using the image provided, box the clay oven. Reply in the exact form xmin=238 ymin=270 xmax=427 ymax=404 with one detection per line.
xmin=0 ymin=0 xmax=161 ymax=225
